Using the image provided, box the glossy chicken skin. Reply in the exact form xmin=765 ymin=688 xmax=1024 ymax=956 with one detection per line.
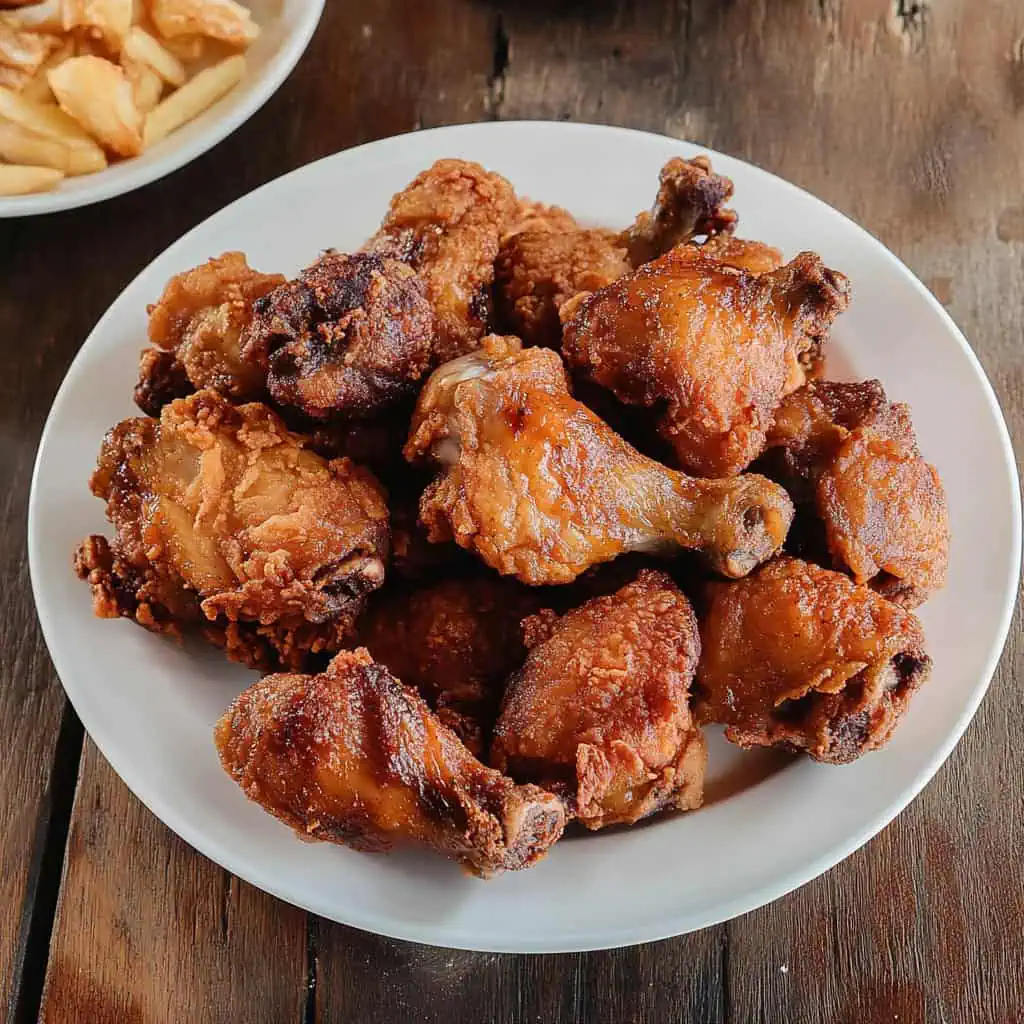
xmin=74 ymin=390 xmax=389 ymax=670
xmin=358 ymin=576 xmax=543 ymax=756
xmin=135 ymin=251 xmax=285 ymax=415
xmin=492 ymin=570 xmax=706 ymax=829
xmin=495 ymin=155 xmax=736 ymax=348
xmin=241 ymin=251 xmax=437 ymax=419
xmin=215 ymin=649 xmax=566 ymax=877
xmin=405 ymin=336 xmax=794 ymax=584
xmin=698 ymin=233 xmax=784 ymax=275
xmin=363 ymin=158 xmax=517 ymax=364
xmin=562 ymin=246 xmax=851 ymax=477
xmin=695 ymin=557 xmax=931 ymax=764
xmin=762 ymin=380 xmax=949 ymax=607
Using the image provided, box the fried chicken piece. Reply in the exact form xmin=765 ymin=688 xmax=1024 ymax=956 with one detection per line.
xmin=695 ymin=556 xmax=931 ymax=764
xmin=504 ymin=198 xmax=580 ymax=237
xmin=363 ymin=159 xmax=517 ymax=364
xmin=135 ymin=252 xmax=285 ymax=415
xmin=405 ymin=336 xmax=794 ymax=584
xmin=74 ymin=390 xmax=389 ymax=670
xmin=620 ymin=154 xmax=738 ymax=266
xmin=240 ymin=252 xmax=436 ymax=420
xmin=494 ymin=228 xmax=631 ymax=348
xmin=215 ymin=648 xmax=566 ymax=876
xmin=359 ymin=576 xmax=542 ymax=756
xmin=760 ymin=380 xmax=949 ymax=607
xmin=495 ymin=155 xmax=736 ymax=348
xmin=562 ymin=246 xmax=851 ymax=477
xmin=492 ymin=570 xmax=706 ymax=829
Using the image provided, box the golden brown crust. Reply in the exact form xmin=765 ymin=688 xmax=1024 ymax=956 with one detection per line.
xmin=562 ymin=246 xmax=851 ymax=477
xmin=695 ymin=556 xmax=931 ymax=763
xmin=763 ymin=380 xmax=949 ymax=606
xmin=241 ymin=251 xmax=437 ymax=419
xmin=136 ymin=252 xmax=284 ymax=413
xmin=494 ymin=228 xmax=630 ymax=347
xmin=214 ymin=649 xmax=566 ymax=876
xmin=405 ymin=337 xmax=794 ymax=584
xmin=492 ymin=570 xmax=706 ymax=828
xmin=697 ymin=234 xmax=784 ymax=275
xmin=363 ymin=159 xmax=517 ymax=364
xmin=75 ymin=390 xmax=390 ymax=670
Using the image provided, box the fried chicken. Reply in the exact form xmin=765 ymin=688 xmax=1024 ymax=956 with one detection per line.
xmin=405 ymin=335 xmax=794 ymax=584
xmin=74 ymin=390 xmax=389 ymax=670
xmin=759 ymin=380 xmax=949 ymax=607
xmin=134 ymin=252 xmax=285 ymax=416
xmin=495 ymin=155 xmax=736 ymax=348
xmin=562 ymin=246 xmax=851 ymax=477
xmin=240 ymin=252 xmax=436 ymax=420
xmin=698 ymin=233 xmax=784 ymax=275
xmin=363 ymin=159 xmax=516 ymax=364
xmin=695 ymin=556 xmax=931 ymax=764
xmin=492 ymin=570 xmax=706 ymax=829
xmin=620 ymin=154 xmax=737 ymax=266
xmin=215 ymin=648 xmax=566 ymax=877
xmin=358 ymin=576 xmax=542 ymax=755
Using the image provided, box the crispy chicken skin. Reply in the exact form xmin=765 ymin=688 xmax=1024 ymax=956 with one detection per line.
xmin=562 ymin=246 xmax=850 ymax=477
xmin=695 ymin=556 xmax=931 ymax=764
xmin=495 ymin=155 xmax=736 ymax=348
xmin=363 ymin=159 xmax=517 ymax=364
xmin=698 ymin=234 xmax=784 ymax=275
xmin=761 ymin=380 xmax=949 ymax=607
xmin=135 ymin=252 xmax=285 ymax=416
xmin=241 ymin=251 xmax=437 ymax=420
xmin=492 ymin=570 xmax=706 ymax=829
xmin=215 ymin=649 xmax=566 ymax=876
xmin=74 ymin=390 xmax=389 ymax=670
xmin=494 ymin=228 xmax=631 ymax=348
xmin=405 ymin=336 xmax=794 ymax=584
xmin=358 ymin=576 xmax=542 ymax=756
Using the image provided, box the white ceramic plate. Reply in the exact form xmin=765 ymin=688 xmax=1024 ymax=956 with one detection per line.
xmin=29 ymin=122 xmax=1021 ymax=953
xmin=0 ymin=0 xmax=324 ymax=218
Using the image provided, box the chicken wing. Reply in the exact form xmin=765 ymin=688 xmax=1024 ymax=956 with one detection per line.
xmin=494 ymin=155 xmax=736 ymax=348
xmin=760 ymin=380 xmax=949 ymax=606
xmin=698 ymin=233 xmax=784 ymax=275
xmin=695 ymin=556 xmax=931 ymax=764
xmin=405 ymin=336 xmax=794 ymax=584
xmin=358 ymin=576 xmax=542 ymax=755
xmin=215 ymin=648 xmax=566 ymax=876
xmin=134 ymin=252 xmax=285 ymax=416
xmin=492 ymin=570 xmax=706 ymax=829
xmin=75 ymin=390 xmax=389 ymax=670
xmin=562 ymin=246 xmax=850 ymax=477
xmin=363 ymin=159 xmax=516 ymax=364
xmin=240 ymin=251 xmax=437 ymax=420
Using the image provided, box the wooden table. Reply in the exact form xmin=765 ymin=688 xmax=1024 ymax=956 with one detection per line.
xmin=2 ymin=2 xmax=1021 ymax=1021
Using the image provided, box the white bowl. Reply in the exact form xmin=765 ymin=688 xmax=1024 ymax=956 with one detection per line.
xmin=28 ymin=123 xmax=1022 ymax=952
xmin=0 ymin=0 xmax=324 ymax=218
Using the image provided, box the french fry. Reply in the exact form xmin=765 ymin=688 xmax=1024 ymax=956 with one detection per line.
xmin=64 ymin=138 xmax=107 ymax=172
xmin=48 ymin=54 xmax=142 ymax=155
xmin=62 ymin=0 xmax=132 ymax=48
xmin=19 ymin=33 xmax=72 ymax=102
xmin=149 ymin=0 xmax=258 ymax=47
xmin=0 ymin=0 xmax=62 ymax=34
xmin=143 ymin=52 xmax=243 ymax=147
xmin=0 ymin=84 xmax=96 ymax=142
xmin=160 ymin=32 xmax=204 ymax=62
xmin=0 ymin=116 xmax=69 ymax=168
xmin=122 ymin=25 xmax=184 ymax=86
xmin=0 ymin=162 xmax=63 ymax=194
xmin=122 ymin=55 xmax=162 ymax=112
xmin=0 ymin=20 xmax=58 ymax=73
xmin=0 ymin=64 xmax=30 ymax=91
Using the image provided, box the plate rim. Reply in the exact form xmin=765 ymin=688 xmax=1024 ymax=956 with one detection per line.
xmin=28 ymin=120 xmax=1023 ymax=953
xmin=0 ymin=0 xmax=325 ymax=219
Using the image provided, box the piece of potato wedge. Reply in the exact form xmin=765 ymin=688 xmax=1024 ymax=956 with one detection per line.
xmin=48 ymin=55 xmax=142 ymax=156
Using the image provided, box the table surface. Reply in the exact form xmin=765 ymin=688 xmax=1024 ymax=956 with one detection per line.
xmin=3 ymin=2 xmax=1022 ymax=1022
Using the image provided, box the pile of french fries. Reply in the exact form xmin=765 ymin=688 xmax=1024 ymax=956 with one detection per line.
xmin=0 ymin=0 xmax=260 ymax=196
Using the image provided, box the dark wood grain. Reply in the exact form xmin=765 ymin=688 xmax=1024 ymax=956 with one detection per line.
xmin=3 ymin=0 xmax=1021 ymax=1021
